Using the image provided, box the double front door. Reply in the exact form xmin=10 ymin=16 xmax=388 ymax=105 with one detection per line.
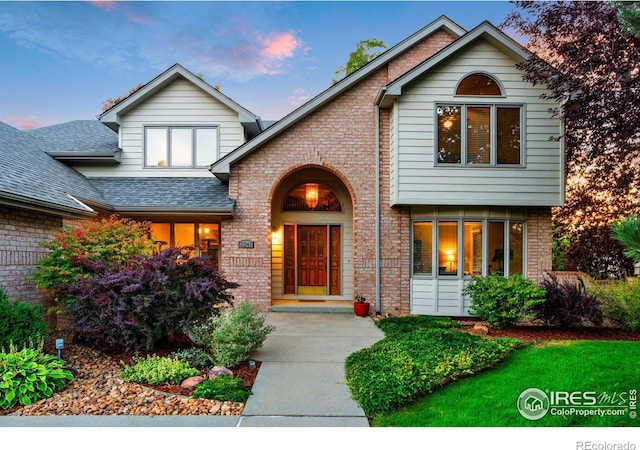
xmin=284 ymin=225 xmax=341 ymax=295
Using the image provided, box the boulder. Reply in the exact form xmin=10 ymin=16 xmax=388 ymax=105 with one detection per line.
xmin=208 ymin=366 xmax=233 ymax=379
xmin=180 ymin=376 xmax=204 ymax=391
xmin=472 ymin=323 xmax=489 ymax=335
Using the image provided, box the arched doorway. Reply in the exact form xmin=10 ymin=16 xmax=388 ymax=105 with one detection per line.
xmin=271 ymin=167 xmax=354 ymax=304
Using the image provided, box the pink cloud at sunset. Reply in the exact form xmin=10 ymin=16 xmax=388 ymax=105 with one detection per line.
xmin=259 ymin=32 xmax=303 ymax=60
xmin=2 ymin=115 xmax=43 ymax=130
xmin=87 ymin=1 xmax=117 ymax=12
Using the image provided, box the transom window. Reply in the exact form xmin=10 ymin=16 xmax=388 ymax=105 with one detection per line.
xmin=145 ymin=126 xmax=218 ymax=168
xmin=456 ymin=73 xmax=502 ymax=96
xmin=283 ymin=183 xmax=342 ymax=212
xmin=412 ymin=219 xmax=524 ymax=278
xmin=437 ymin=104 xmax=522 ymax=165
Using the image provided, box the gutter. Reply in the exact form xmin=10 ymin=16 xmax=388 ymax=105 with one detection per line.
xmin=0 ymin=191 xmax=98 ymax=219
xmin=375 ymin=104 xmax=381 ymax=315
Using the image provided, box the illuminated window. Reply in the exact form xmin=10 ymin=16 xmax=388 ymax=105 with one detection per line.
xmin=283 ymin=184 xmax=342 ymax=212
xmin=145 ymin=126 xmax=218 ymax=167
xmin=456 ymin=73 xmax=502 ymax=96
xmin=412 ymin=222 xmax=433 ymax=275
xmin=438 ymin=221 xmax=458 ymax=276
xmin=150 ymin=222 xmax=220 ymax=263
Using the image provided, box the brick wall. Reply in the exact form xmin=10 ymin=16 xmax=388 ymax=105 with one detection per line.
xmin=222 ymin=32 xmax=453 ymax=313
xmin=0 ymin=206 xmax=62 ymax=305
xmin=526 ymin=207 xmax=553 ymax=282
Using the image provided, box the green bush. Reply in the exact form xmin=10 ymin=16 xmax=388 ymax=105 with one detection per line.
xmin=170 ymin=348 xmax=212 ymax=370
xmin=592 ymin=279 xmax=640 ymax=332
xmin=345 ymin=324 xmax=522 ymax=416
xmin=376 ymin=315 xmax=457 ymax=336
xmin=191 ymin=376 xmax=251 ymax=402
xmin=0 ymin=346 xmax=73 ymax=409
xmin=463 ymin=275 xmax=546 ymax=329
xmin=120 ymin=355 xmax=200 ymax=385
xmin=188 ymin=302 xmax=274 ymax=368
xmin=0 ymin=287 xmax=48 ymax=351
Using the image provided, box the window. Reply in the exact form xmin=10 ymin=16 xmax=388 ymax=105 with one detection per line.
xmin=145 ymin=126 xmax=218 ymax=168
xmin=412 ymin=219 xmax=524 ymax=278
xmin=456 ymin=73 xmax=502 ymax=96
xmin=150 ymin=222 xmax=220 ymax=263
xmin=283 ymin=184 xmax=342 ymax=212
xmin=437 ymin=104 xmax=522 ymax=165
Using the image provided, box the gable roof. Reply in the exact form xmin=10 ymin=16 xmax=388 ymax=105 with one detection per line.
xmin=208 ymin=15 xmax=467 ymax=181
xmin=0 ymin=122 xmax=106 ymax=217
xmin=27 ymin=120 xmax=121 ymax=164
xmin=376 ymin=21 xmax=531 ymax=107
xmin=98 ymin=63 xmax=264 ymax=138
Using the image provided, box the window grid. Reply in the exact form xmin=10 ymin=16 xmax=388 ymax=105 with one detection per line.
xmin=144 ymin=126 xmax=218 ymax=168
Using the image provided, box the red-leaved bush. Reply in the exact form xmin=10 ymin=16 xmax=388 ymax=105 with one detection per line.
xmin=61 ymin=247 xmax=238 ymax=351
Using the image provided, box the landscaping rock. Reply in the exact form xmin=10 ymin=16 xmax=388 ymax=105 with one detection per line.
xmin=208 ymin=366 xmax=233 ymax=379
xmin=473 ymin=323 xmax=489 ymax=335
xmin=180 ymin=376 xmax=204 ymax=391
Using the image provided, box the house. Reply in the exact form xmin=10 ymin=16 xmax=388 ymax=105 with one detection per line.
xmin=0 ymin=16 xmax=563 ymax=317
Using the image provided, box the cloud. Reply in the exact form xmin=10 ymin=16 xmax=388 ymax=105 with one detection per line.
xmin=260 ymin=32 xmax=301 ymax=60
xmin=87 ymin=1 xmax=117 ymax=12
xmin=287 ymin=88 xmax=312 ymax=107
xmin=3 ymin=115 xmax=42 ymax=130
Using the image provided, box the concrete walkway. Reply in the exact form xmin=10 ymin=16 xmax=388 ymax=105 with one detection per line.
xmin=0 ymin=312 xmax=384 ymax=427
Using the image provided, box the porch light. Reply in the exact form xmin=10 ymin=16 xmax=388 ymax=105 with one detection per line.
xmin=305 ymin=183 xmax=319 ymax=209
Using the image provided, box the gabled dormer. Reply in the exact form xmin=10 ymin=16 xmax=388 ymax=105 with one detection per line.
xmin=87 ymin=64 xmax=263 ymax=178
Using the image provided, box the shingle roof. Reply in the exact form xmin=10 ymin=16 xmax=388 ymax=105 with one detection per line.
xmin=88 ymin=177 xmax=234 ymax=212
xmin=27 ymin=120 xmax=119 ymax=155
xmin=0 ymin=122 xmax=107 ymax=215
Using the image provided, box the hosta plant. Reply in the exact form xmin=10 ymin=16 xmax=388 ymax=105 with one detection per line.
xmin=0 ymin=346 xmax=74 ymax=409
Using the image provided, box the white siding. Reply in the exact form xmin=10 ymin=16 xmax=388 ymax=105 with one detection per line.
xmin=411 ymin=278 xmax=471 ymax=316
xmin=393 ymin=39 xmax=563 ymax=206
xmin=75 ymin=79 xmax=246 ymax=178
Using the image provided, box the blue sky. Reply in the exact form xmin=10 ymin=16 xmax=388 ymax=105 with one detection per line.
xmin=0 ymin=1 xmax=522 ymax=130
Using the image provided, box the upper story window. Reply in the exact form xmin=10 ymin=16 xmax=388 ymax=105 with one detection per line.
xmin=145 ymin=126 xmax=218 ymax=168
xmin=438 ymin=73 xmax=521 ymax=166
xmin=456 ymin=73 xmax=502 ymax=96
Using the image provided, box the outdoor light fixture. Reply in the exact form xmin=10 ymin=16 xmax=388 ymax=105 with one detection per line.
xmin=305 ymin=183 xmax=319 ymax=209
xmin=249 ymin=360 xmax=256 ymax=370
xmin=56 ymin=338 xmax=64 ymax=361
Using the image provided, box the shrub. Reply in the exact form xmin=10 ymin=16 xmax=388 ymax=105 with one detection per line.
xmin=345 ymin=325 xmax=522 ymax=416
xmin=191 ymin=376 xmax=251 ymax=402
xmin=376 ymin=315 xmax=457 ymax=336
xmin=0 ymin=287 xmax=48 ymax=350
xmin=120 ymin=354 xmax=200 ymax=385
xmin=611 ymin=214 xmax=640 ymax=264
xmin=188 ymin=301 xmax=274 ymax=368
xmin=463 ymin=275 xmax=546 ymax=329
xmin=592 ymin=279 xmax=640 ymax=332
xmin=65 ymin=247 xmax=238 ymax=351
xmin=32 ymin=215 xmax=155 ymax=305
xmin=170 ymin=348 xmax=212 ymax=370
xmin=0 ymin=346 xmax=74 ymax=409
xmin=536 ymin=274 xmax=603 ymax=328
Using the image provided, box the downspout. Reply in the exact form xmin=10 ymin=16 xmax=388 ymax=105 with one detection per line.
xmin=375 ymin=103 xmax=381 ymax=315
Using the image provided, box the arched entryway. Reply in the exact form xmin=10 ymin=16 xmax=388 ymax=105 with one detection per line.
xmin=271 ymin=167 xmax=354 ymax=306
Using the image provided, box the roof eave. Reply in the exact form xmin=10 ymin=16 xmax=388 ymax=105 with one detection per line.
xmin=48 ymin=150 xmax=122 ymax=164
xmin=112 ymin=207 xmax=235 ymax=216
xmin=0 ymin=191 xmax=98 ymax=219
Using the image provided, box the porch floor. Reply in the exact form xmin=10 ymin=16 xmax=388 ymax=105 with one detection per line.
xmin=271 ymin=299 xmax=353 ymax=314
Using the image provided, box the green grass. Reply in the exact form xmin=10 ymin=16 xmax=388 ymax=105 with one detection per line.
xmin=372 ymin=340 xmax=640 ymax=427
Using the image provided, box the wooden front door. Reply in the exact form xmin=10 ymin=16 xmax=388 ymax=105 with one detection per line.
xmin=297 ymin=226 xmax=327 ymax=294
xmin=283 ymin=224 xmax=341 ymax=296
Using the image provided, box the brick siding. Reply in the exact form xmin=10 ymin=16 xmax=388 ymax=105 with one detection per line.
xmin=0 ymin=206 xmax=61 ymax=305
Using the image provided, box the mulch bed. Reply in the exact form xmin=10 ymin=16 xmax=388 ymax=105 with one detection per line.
xmin=461 ymin=322 xmax=640 ymax=342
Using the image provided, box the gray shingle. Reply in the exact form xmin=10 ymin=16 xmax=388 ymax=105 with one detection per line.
xmin=88 ymin=177 xmax=234 ymax=211
xmin=27 ymin=120 xmax=118 ymax=155
xmin=0 ymin=122 xmax=107 ymax=214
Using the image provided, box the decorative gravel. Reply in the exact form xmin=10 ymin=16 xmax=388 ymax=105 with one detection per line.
xmin=1 ymin=335 xmax=244 ymax=417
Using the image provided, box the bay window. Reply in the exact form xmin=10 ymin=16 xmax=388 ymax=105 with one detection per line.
xmin=412 ymin=219 xmax=525 ymax=278
xmin=145 ymin=126 xmax=218 ymax=168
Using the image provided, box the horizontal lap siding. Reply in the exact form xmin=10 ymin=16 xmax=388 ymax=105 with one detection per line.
xmin=394 ymin=39 xmax=562 ymax=206
xmin=411 ymin=278 xmax=471 ymax=316
xmin=76 ymin=79 xmax=245 ymax=178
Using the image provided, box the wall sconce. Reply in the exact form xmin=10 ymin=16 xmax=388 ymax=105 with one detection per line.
xmin=305 ymin=183 xmax=319 ymax=209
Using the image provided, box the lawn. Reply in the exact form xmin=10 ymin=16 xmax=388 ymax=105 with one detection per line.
xmin=372 ymin=339 xmax=639 ymax=427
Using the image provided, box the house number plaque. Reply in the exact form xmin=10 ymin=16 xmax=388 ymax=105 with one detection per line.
xmin=238 ymin=240 xmax=255 ymax=249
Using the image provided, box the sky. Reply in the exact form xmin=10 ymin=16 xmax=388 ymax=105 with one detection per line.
xmin=0 ymin=0 xmax=523 ymax=130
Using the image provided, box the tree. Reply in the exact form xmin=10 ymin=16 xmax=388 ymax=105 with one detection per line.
xmin=503 ymin=1 xmax=640 ymax=278
xmin=332 ymin=38 xmax=387 ymax=84
xmin=612 ymin=215 xmax=640 ymax=263
xmin=617 ymin=1 xmax=640 ymax=36
xmin=101 ymin=83 xmax=144 ymax=112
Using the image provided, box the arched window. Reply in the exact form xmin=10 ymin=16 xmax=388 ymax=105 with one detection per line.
xmin=283 ymin=183 xmax=342 ymax=212
xmin=456 ymin=73 xmax=502 ymax=96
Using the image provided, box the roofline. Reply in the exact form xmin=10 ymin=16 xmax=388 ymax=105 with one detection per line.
xmin=98 ymin=63 xmax=261 ymax=131
xmin=48 ymin=150 xmax=122 ymax=164
xmin=209 ymin=15 xmax=467 ymax=180
xmin=111 ymin=207 xmax=234 ymax=216
xmin=0 ymin=190 xmax=98 ymax=219
xmin=378 ymin=21 xmax=532 ymax=106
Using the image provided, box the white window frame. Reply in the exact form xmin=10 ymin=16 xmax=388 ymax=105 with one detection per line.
xmin=144 ymin=126 xmax=219 ymax=168
xmin=435 ymin=103 xmax=525 ymax=167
